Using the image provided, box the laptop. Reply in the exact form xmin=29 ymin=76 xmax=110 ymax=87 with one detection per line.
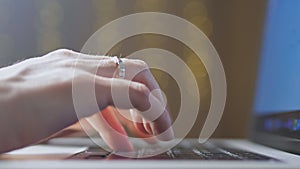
xmin=1 ymin=0 xmax=300 ymax=168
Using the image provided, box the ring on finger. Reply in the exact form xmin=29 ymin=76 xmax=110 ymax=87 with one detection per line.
xmin=113 ymin=56 xmax=126 ymax=79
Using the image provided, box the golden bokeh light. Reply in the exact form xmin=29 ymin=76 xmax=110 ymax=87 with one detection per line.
xmin=183 ymin=0 xmax=208 ymax=19
xmin=189 ymin=15 xmax=213 ymax=37
xmin=139 ymin=34 xmax=167 ymax=49
xmin=134 ymin=0 xmax=168 ymax=11
xmin=92 ymin=0 xmax=118 ymax=30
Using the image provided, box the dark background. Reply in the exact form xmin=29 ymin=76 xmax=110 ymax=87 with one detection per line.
xmin=0 ymin=0 xmax=267 ymax=138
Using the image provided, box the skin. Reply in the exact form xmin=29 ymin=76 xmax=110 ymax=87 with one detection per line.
xmin=0 ymin=49 xmax=174 ymax=153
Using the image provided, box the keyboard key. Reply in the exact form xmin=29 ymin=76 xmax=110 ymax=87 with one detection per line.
xmin=142 ymin=153 xmax=173 ymax=160
xmin=68 ymin=141 xmax=278 ymax=161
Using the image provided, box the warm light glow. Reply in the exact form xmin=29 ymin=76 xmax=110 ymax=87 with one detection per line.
xmin=134 ymin=0 xmax=167 ymax=11
xmin=183 ymin=1 xmax=208 ymax=19
xmin=189 ymin=16 xmax=213 ymax=37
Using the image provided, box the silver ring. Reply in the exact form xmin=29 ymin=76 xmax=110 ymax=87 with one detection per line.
xmin=113 ymin=56 xmax=125 ymax=79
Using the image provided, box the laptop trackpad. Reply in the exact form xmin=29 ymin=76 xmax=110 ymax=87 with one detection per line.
xmin=0 ymin=145 xmax=87 ymax=160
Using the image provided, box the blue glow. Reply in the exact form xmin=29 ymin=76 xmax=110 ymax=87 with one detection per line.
xmin=292 ymin=119 xmax=300 ymax=131
xmin=254 ymin=0 xmax=300 ymax=115
xmin=263 ymin=118 xmax=300 ymax=131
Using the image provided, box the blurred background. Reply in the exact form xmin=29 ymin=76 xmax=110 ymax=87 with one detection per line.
xmin=0 ymin=0 xmax=267 ymax=138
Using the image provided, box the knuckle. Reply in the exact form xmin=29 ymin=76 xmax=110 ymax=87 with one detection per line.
xmin=52 ymin=49 xmax=77 ymax=57
xmin=59 ymin=59 xmax=76 ymax=68
xmin=133 ymin=59 xmax=149 ymax=70
xmin=135 ymin=83 xmax=149 ymax=96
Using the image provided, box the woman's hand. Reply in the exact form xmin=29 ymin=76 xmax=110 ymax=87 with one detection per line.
xmin=0 ymin=49 xmax=174 ymax=153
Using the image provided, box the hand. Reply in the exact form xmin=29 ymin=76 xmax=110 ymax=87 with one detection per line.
xmin=0 ymin=49 xmax=174 ymax=153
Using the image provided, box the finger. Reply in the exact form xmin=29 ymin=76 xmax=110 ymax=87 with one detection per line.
xmin=98 ymin=77 xmax=174 ymax=141
xmin=57 ymin=50 xmax=165 ymax=101
xmin=113 ymin=108 xmax=158 ymax=144
xmin=99 ymin=77 xmax=151 ymax=111
xmin=73 ymin=56 xmax=167 ymax=102
xmin=128 ymin=109 xmax=153 ymax=136
xmin=116 ymin=59 xmax=173 ymax=140
xmin=85 ymin=107 xmax=134 ymax=152
xmin=121 ymin=59 xmax=165 ymax=102
xmin=72 ymin=55 xmax=168 ymax=107
xmin=131 ymin=87 xmax=172 ymax=140
xmin=142 ymin=118 xmax=153 ymax=135
xmin=130 ymin=109 xmax=149 ymax=135
xmin=64 ymin=57 xmax=117 ymax=78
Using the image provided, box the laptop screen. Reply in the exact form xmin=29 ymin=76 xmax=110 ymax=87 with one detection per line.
xmin=252 ymin=0 xmax=300 ymax=153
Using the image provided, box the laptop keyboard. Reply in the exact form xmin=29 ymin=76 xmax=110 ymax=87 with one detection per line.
xmin=69 ymin=142 xmax=278 ymax=161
